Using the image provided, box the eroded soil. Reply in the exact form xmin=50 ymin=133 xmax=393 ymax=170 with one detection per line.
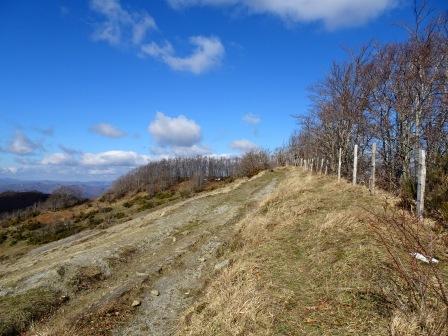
xmin=0 ymin=170 xmax=283 ymax=335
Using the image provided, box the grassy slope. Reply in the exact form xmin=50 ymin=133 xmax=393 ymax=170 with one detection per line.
xmin=0 ymin=178 xmax=232 ymax=261
xmin=176 ymin=168 xmax=400 ymax=335
xmin=1 ymin=168 xmax=445 ymax=335
xmin=0 ymin=174 xmax=263 ymax=335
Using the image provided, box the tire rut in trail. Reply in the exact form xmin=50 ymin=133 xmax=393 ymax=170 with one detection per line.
xmin=113 ymin=174 xmax=281 ymax=336
xmin=21 ymin=171 xmax=282 ymax=335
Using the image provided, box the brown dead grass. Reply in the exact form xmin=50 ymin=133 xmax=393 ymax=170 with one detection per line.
xmin=176 ymin=168 xmax=408 ymax=335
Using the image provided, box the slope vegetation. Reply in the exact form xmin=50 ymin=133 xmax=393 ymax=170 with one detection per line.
xmin=176 ymin=168 xmax=447 ymax=336
xmin=0 ymin=170 xmax=282 ymax=335
xmin=1 ymin=168 xmax=446 ymax=335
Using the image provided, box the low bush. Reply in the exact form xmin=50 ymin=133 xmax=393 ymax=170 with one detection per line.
xmin=27 ymin=220 xmax=81 ymax=245
xmin=114 ymin=212 xmax=126 ymax=219
xmin=370 ymin=207 xmax=448 ymax=335
xmin=0 ymin=231 xmax=7 ymax=244
xmin=0 ymin=287 xmax=60 ymax=335
xmin=239 ymin=150 xmax=271 ymax=178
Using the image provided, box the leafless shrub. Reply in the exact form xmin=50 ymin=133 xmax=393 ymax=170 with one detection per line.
xmin=369 ymin=206 xmax=448 ymax=335
xmin=44 ymin=186 xmax=85 ymax=211
xmin=238 ymin=150 xmax=271 ymax=178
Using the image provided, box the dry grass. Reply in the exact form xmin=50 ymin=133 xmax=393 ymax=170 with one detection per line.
xmin=176 ymin=168 xmax=409 ymax=335
xmin=369 ymin=206 xmax=448 ymax=335
xmin=0 ymin=287 xmax=61 ymax=335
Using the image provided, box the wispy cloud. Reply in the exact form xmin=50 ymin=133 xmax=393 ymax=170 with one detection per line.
xmin=90 ymin=123 xmax=126 ymax=138
xmin=0 ymin=167 xmax=18 ymax=175
xmin=41 ymin=152 xmax=77 ymax=166
xmin=80 ymin=150 xmax=150 ymax=167
xmin=230 ymin=139 xmax=258 ymax=153
xmin=4 ymin=131 xmax=41 ymax=155
xmin=42 ymin=149 xmax=150 ymax=169
xmin=150 ymin=144 xmax=211 ymax=157
xmin=167 ymin=0 xmax=397 ymax=29
xmin=89 ymin=0 xmax=224 ymax=74
xmin=243 ymin=113 xmax=261 ymax=125
xmin=141 ymin=36 xmax=224 ymax=74
xmin=90 ymin=0 xmax=156 ymax=46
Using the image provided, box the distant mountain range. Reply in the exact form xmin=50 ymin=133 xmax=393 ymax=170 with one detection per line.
xmin=0 ymin=179 xmax=111 ymax=199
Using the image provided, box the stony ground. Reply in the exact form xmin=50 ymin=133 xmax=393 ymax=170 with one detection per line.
xmin=0 ymin=170 xmax=283 ymax=335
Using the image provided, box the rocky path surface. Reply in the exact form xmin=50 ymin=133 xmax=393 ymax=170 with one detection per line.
xmin=0 ymin=170 xmax=282 ymax=335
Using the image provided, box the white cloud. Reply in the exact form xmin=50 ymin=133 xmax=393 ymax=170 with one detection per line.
xmin=1 ymin=147 xmax=154 ymax=181
xmin=148 ymin=112 xmax=202 ymax=147
xmin=42 ymin=149 xmax=150 ymax=168
xmin=230 ymin=139 xmax=258 ymax=152
xmin=0 ymin=167 xmax=18 ymax=174
xmin=243 ymin=113 xmax=261 ymax=125
xmin=141 ymin=36 xmax=224 ymax=74
xmin=90 ymin=123 xmax=126 ymax=138
xmin=87 ymin=168 xmax=116 ymax=176
xmin=152 ymin=144 xmax=211 ymax=157
xmin=80 ymin=150 xmax=151 ymax=167
xmin=167 ymin=0 xmax=396 ymax=28
xmin=132 ymin=15 xmax=157 ymax=44
xmin=90 ymin=0 xmax=156 ymax=46
xmin=6 ymin=131 xmax=40 ymax=155
xmin=89 ymin=0 xmax=224 ymax=74
xmin=41 ymin=153 xmax=77 ymax=166
xmin=172 ymin=144 xmax=211 ymax=156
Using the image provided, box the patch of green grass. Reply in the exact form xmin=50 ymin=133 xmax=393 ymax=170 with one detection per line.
xmin=0 ymin=287 xmax=60 ymax=335
xmin=122 ymin=201 xmax=133 ymax=208
xmin=114 ymin=212 xmax=126 ymax=219
xmin=27 ymin=221 xmax=83 ymax=245
xmin=155 ymin=190 xmax=174 ymax=200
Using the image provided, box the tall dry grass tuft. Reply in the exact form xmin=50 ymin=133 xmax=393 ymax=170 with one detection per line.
xmin=369 ymin=206 xmax=448 ymax=336
xmin=176 ymin=168 xmax=396 ymax=335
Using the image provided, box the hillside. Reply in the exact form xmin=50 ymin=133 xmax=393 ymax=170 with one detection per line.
xmin=0 ymin=167 xmax=446 ymax=335
xmin=0 ymin=191 xmax=50 ymax=215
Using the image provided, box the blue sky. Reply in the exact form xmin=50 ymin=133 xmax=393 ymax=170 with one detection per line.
xmin=1 ymin=0 xmax=447 ymax=181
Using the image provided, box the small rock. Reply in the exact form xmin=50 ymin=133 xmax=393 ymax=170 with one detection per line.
xmin=115 ymin=311 xmax=120 ymax=316
xmin=198 ymin=257 xmax=206 ymax=262
xmin=131 ymin=300 xmax=141 ymax=307
xmin=214 ymin=259 xmax=230 ymax=271
xmin=184 ymin=291 xmax=190 ymax=296
xmin=151 ymin=289 xmax=160 ymax=296
xmin=136 ymin=272 xmax=148 ymax=277
xmin=172 ymin=237 xmax=177 ymax=243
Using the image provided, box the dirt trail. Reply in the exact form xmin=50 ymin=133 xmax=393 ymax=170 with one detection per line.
xmin=0 ymin=170 xmax=283 ymax=335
